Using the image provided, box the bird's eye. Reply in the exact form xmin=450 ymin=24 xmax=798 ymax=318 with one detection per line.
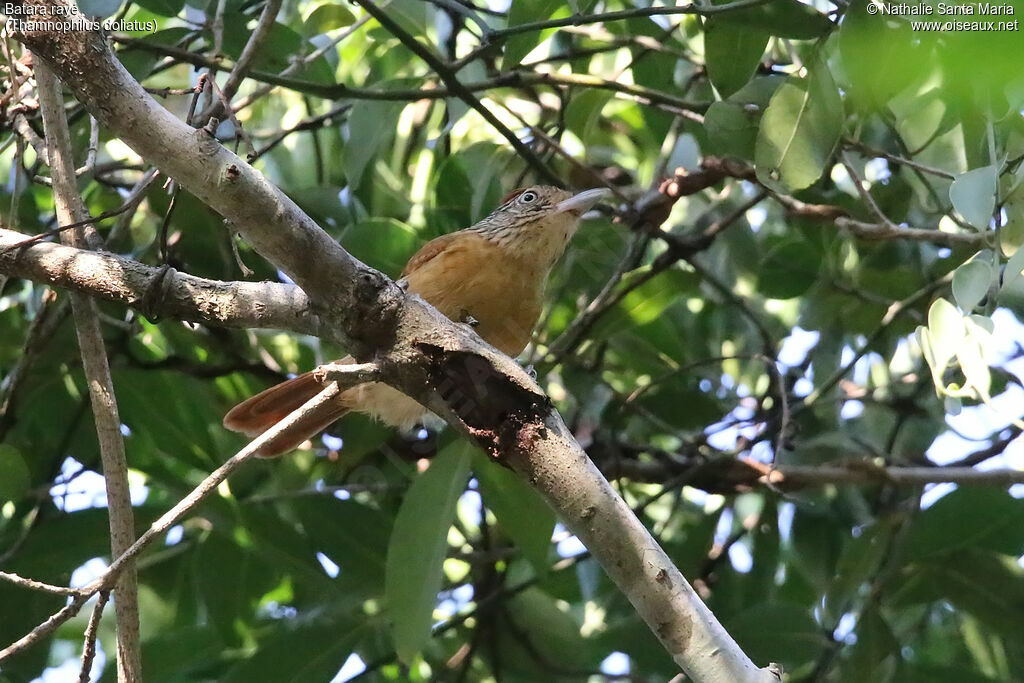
xmin=520 ymin=191 xmax=538 ymax=203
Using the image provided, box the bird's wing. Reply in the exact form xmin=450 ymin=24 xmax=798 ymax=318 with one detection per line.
xmin=401 ymin=232 xmax=466 ymax=278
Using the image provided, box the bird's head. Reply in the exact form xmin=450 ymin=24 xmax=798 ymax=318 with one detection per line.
xmin=471 ymin=185 xmax=610 ymax=265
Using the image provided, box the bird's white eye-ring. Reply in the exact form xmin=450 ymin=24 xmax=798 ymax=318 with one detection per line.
xmin=520 ymin=191 xmax=538 ymax=203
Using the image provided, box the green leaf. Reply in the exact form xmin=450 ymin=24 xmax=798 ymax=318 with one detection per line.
xmin=1000 ymin=238 xmax=1024 ymax=293
xmin=139 ymin=626 xmax=226 ymax=682
xmin=1000 ymin=184 xmax=1024 ymax=257
xmin=755 ymin=59 xmax=843 ymax=193
xmin=726 ymin=602 xmax=828 ymax=670
xmin=837 ymin=1 xmax=922 ymax=111
xmin=502 ymin=0 xmax=563 ymax=69
xmin=565 ymin=90 xmax=614 ymax=147
xmin=471 ymin=449 xmax=555 ymax=574
xmin=222 ymin=619 xmax=365 ymax=682
xmin=710 ymin=0 xmax=834 ymax=39
xmin=339 ymin=218 xmax=422 ymax=279
xmin=950 ymin=166 xmax=997 ymax=230
xmin=503 ymin=587 xmax=593 ymax=669
xmin=824 ymin=521 xmax=892 ymax=622
xmin=952 ymin=260 xmax=994 ymax=312
xmin=956 ymin=332 xmax=991 ymax=398
xmin=758 ymin=238 xmax=820 ymax=299
xmin=704 ymin=18 xmax=768 ymax=98
xmin=134 ymin=0 xmax=183 ymax=17
xmin=604 ymin=267 xmax=699 ymax=330
xmin=385 ymin=0 xmax=431 ymax=37
xmin=293 ymin=497 xmax=393 ymax=594
xmin=903 ymin=489 xmax=1024 ymax=561
xmin=895 ymin=549 xmax=1024 ymax=645
xmin=846 ymin=608 xmax=899 ymax=682
xmin=0 ymin=445 xmax=29 ymax=502
xmin=196 ymin=534 xmax=273 ymax=645
xmin=219 ymin=18 xmax=327 ymax=79
xmin=302 ymin=3 xmax=355 ymax=35
xmin=344 ymin=100 xmax=406 ymax=190
xmin=386 ymin=440 xmax=472 ymax=664
xmin=705 ymin=76 xmax=784 ymax=160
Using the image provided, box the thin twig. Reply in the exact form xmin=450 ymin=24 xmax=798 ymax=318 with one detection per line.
xmin=12 ymin=112 xmax=48 ymax=163
xmin=249 ymin=101 xmax=351 ymax=161
xmin=497 ymin=103 xmax=629 ymax=202
xmin=230 ymin=7 xmax=380 ymax=114
xmin=77 ymin=591 xmax=110 ymax=683
xmin=210 ymin=0 xmax=227 ymax=57
xmin=0 ymin=382 xmax=344 ymax=664
xmin=83 ymin=115 xmax=98 ymax=175
xmin=198 ymin=0 xmax=283 ymax=126
xmin=114 ymin=37 xmax=704 ymax=118
xmin=841 ymin=152 xmax=897 ymax=229
xmin=801 ymin=272 xmax=955 ymax=407
xmin=487 ymin=0 xmax=775 ymax=41
xmin=0 ymin=168 xmax=159 ymax=254
xmin=844 ymin=139 xmax=956 ymax=180
xmin=349 ymin=0 xmax=560 ymax=184
xmin=0 ymin=570 xmax=85 ymax=596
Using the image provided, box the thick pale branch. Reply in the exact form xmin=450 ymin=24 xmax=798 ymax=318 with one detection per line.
xmin=0 ymin=228 xmax=321 ymax=334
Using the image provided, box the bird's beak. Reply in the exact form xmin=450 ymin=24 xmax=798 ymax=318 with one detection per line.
xmin=555 ymin=188 xmax=611 ymax=215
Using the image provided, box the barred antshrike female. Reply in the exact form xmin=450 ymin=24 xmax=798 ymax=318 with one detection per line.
xmin=223 ymin=186 xmax=610 ymax=456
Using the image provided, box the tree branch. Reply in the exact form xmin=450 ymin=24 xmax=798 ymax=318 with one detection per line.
xmin=77 ymin=591 xmax=109 ymax=683
xmin=592 ymin=449 xmax=1024 ymax=492
xmin=0 ymin=228 xmax=322 ymax=334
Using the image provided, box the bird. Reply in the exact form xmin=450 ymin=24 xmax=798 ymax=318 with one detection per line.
xmin=223 ymin=185 xmax=611 ymax=456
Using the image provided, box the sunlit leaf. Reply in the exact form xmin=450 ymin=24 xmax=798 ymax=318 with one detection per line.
xmin=925 ymin=297 xmax=964 ymax=387
xmin=471 ymin=449 xmax=555 ymax=574
xmin=950 ymin=166 xmax=997 ymax=230
xmin=755 ymin=58 xmax=843 ymax=193
xmin=704 ymin=18 xmax=768 ymax=98
xmin=344 ymin=100 xmax=406 ymax=190
xmin=705 ymin=76 xmax=784 ymax=160
xmin=502 ymin=0 xmax=563 ymax=69
xmin=386 ymin=441 xmax=471 ymax=664
xmin=302 ymin=2 xmax=355 ymax=35
xmin=952 ymin=259 xmax=993 ymax=312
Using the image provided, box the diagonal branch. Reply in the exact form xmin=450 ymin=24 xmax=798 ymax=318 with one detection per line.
xmin=349 ymin=0 xmax=559 ymax=185
xmin=197 ymin=0 xmax=282 ymax=126
xmin=0 ymin=381 xmax=344 ymax=664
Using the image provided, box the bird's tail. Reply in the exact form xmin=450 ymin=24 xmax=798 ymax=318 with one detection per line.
xmin=223 ymin=371 xmax=349 ymax=457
